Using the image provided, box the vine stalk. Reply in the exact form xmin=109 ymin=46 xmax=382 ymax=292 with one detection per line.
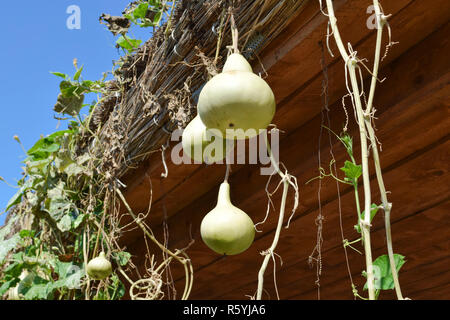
xmin=324 ymin=0 xmax=375 ymax=299
xmin=322 ymin=0 xmax=404 ymax=299
xmin=364 ymin=0 xmax=404 ymax=300
xmin=115 ymin=187 xmax=193 ymax=300
xmin=256 ymin=131 xmax=297 ymax=300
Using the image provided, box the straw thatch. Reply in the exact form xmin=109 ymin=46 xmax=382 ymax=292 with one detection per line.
xmin=93 ymin=0 xmax=310 ymax=178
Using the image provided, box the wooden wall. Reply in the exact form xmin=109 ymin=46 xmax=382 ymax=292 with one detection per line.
xmin=120 ymin=0 xmax=450 ymax=300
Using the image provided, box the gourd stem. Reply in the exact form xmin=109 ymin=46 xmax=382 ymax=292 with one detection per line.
xmin=366 ymin=0 xmax=383 ymax=115
xmin=256 ymin=132 xmax=289 ymax=300
xmin=365 ymin=0 xmax=404 ymax=300
xmin=83 ymin=227 xmax=90 ymax=300
xmin=257 ymin=179 xmax=289 ymax=300
xmin=230 ymin=12 xmax=240 ymax=54
xmin=115 ymin=187 xmax=193 ymax=300
xmin=324 ymin=0 xmax=375 ymax=299
xmin=164 ymin=0 xmax=177 ymax=39
xmin=224 ymin=163 xmax=231 ymax=183
xmin=367 ymin=123 xmax=404 ymax=299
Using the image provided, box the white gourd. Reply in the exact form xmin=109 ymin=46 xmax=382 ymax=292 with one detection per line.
xmin=197 ymin=53 xmax=276 ymax=140
xmin=182 ymin=115 xmax=232 ymax=164
xmin=86 ymin=251 xmax=112 ymax=280
xmin=200 ymin=182 xmax=255 ymax=255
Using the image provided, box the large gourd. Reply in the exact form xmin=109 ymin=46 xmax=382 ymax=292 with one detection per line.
xmin=200 ymin=181 xmax=255 ymax=255
xmin=197 ymin=53 xmax=275 ymax=140
xmin=182 ymin=115 xmax=231 ymax=164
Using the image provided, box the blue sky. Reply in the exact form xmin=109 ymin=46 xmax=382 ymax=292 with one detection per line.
xmin=0 ymin=1 xmax=153 ymax=226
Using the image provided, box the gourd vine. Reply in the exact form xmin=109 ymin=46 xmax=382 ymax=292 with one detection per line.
xmin=0 ymin=0 xmax=192 ymax=301
xmin=310 ymin=0 xmax=407 ymax=300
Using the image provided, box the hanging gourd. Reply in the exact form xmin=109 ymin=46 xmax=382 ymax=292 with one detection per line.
xmin=201 ymin=181 xmax=255 ymax=255
xmin=182 ymin=115 xmax=233 ymax=164
xmin=86 ymin=251 xmax=112 ymax=280
xmin=197 ymin=22 xmax=275 ymax=140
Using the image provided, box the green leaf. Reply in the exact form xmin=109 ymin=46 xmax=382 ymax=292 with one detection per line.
xmin=73 ymin=65 xmax=83 ymax=81
xmin=51 ymin=72 xmax=68 ymax=79
xmin=52 ymin=261 xmax=85 ymax=290
xmin=340 ymin=161 xmax=362 ymax=183
xmin=124 ymin=13 xmax=134 ymax=21
xmin=0 ymin=278 xmax=19 ymax=296
xmin=44 ymin=181 xmax=73 ymax=227
xmin=59 ymin=80 xmax=73 ymax=93
xmin=64 ymin=162 xmax=84 ymax=177
xmin=81 ymin=80 xmax=95 ymax=90
xmin=364 ymin=254 xmax=406 ymax=291
xmin=72 ymin=213 xmax=86 ymax=230
xmin=354 ymin=204 xmax=379 ymax=233
xmin=56 ymin=214 xmax=73 ymax=232
xmin=339 ymin=134 xmax=353 ymax=157
xmin=109 ymin=274 xmax=125 ymax=300
xmin=153 ymin=11 xmax=162 ymax=24
xmin=27 ymin=130 xmax=69 ymax=160
xmin=5 ymin=187 xmax=25 ymax=211
xmin=133 ymin=3 xmax=149 ymax=19
xmin=54 ymin=93 xmax=85 ymax=116
xmin=19 ymin=230 xmax=35 ymax=239
xmin=19 ymin=274 xmax=53 ymax=300
xmin=0 ymin=220 xmax=23 ymax=266
xmin=0 ymin=215 xmax=19 ymax=239
xmin=55 ymin=209 xmax=82 ymax=232
xmin=116 ymin=36 xmax=142 ymax=52
xmin=23 ymin=282 xmax=53 ymax=300
xmin=59 ymin=153 xmax=91 ymax=178
xmin=46 ymin=195 xmax=71 ymax=221
xmin=27 ymin=159 xmax=52 ymax=172
xmin=149 ymin=0 xmax=162 ymax=7
xmin=114 ymin=251 xmax=131 ymax=266
xmin=0 ymin=234 xmax=21 ymax=264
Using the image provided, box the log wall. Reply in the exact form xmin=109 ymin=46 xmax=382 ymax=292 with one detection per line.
xmin=120 ymin=0 xmax=450 ymax=300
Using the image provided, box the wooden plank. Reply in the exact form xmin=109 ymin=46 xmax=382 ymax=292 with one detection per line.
xmin=408 ymin=282 xmax=450 ymax=300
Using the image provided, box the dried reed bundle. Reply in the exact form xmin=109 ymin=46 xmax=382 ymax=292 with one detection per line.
xmin=94 ymin=0 xmax=309 ymax=178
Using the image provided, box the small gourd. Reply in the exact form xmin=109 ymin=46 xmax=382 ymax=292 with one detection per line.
xmin=200 ymin=182 xmax=255 ymax=255
xmin=182 ymin=115 xmax=232 ymax=164
xmin=86 ymin=251 xmax=112 ymax=280
xmin=197 ymin=53 xmax=276 ymax=140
